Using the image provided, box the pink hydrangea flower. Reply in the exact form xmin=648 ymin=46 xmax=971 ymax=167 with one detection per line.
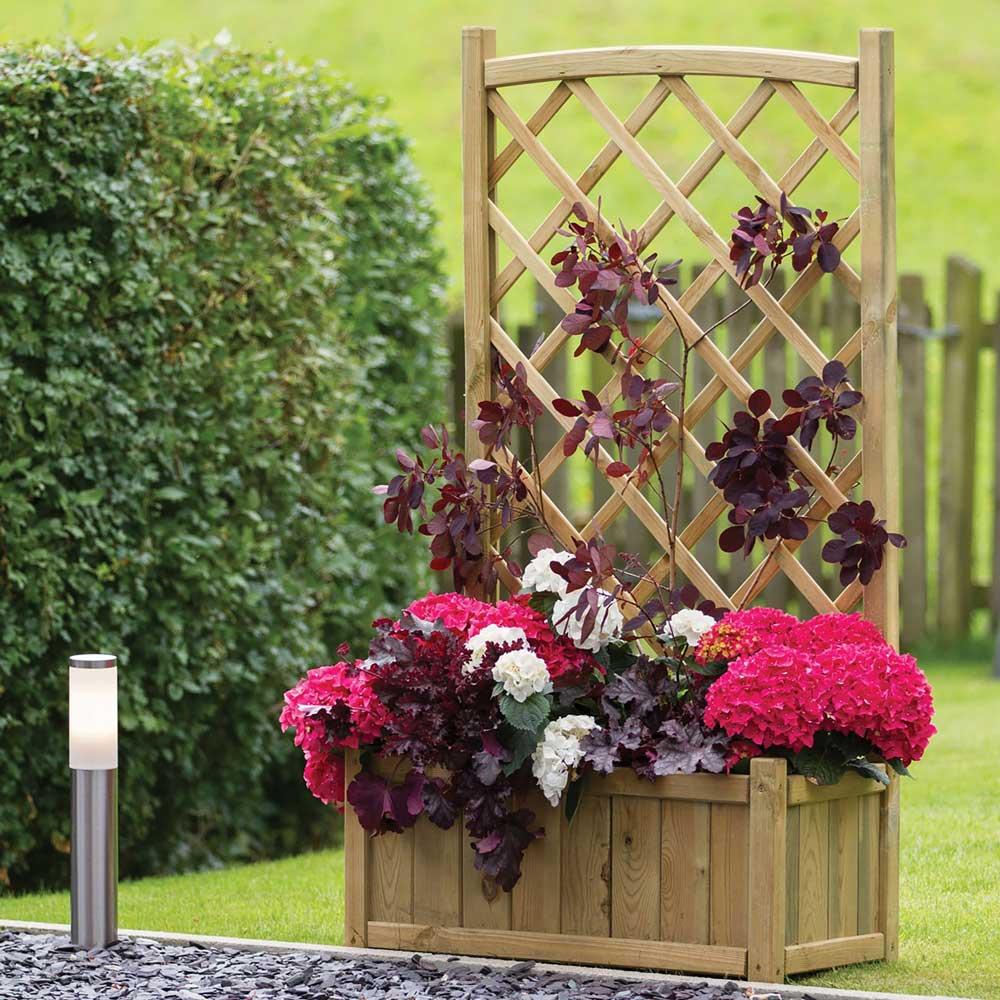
xmin=695 ymin=607 xmax=799 ymax=665
xmin=405 ymin=592 xmax=493 ymax=632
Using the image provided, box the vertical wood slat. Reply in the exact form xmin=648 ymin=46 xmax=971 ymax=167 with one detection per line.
xmin=897 ymin=275 xmax=929 ymax=647
xmin=797 ymin=802 xmax=830 ymax=942
xmin=858 ymin=27 xmax=899 ymax=647
xmin=938 ymin=256 xmax=983 ymax=638
xmin=369 ymin=827 xmax=415 ymax=923
xmin=828 ymin=796 xmax=860 ymax=938
xmin=709 ymin=803 xmax=749 ymax=947
xmin=462 ymin=26 xmax=496 ymax=591
xmin=462 ymin=821 xmax=512 ymax=930
xmin=784 ymin=805 xmax=801 ymax=946
xmin=413 ymin=819 xmax=462 ymax=928
xmin=343 ymin=751 xmax=369 ymax=946
xmin=512 ymin=790 xmax=562 ymax=933
xmin=660 ymin=800 xmax=711 ymax=944
xmin=612 ymin=796 xmax=661 ymax=940
xmin=994 ymin=291 xmax=1000 ymax=641
xmin=747 ymin=758 xmax=787 ymax=982
xmin=561 ymin=794 xmax=612 ymax=936
xmin=878 ymin=773 xmax=901 ymax=962
xmin=857 ymin=791 xmax=880 ymax=935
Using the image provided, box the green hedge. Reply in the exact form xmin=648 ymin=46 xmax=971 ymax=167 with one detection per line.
xmin=0 ymin=42 xmax=445 ymax=891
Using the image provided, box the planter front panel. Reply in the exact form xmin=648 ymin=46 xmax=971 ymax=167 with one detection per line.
xmin=346 ymin=758 xmax=896 ymax=980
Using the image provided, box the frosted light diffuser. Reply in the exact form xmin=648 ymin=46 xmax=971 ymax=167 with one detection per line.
xmin=69 ymin=654 xmax=118 ymax=770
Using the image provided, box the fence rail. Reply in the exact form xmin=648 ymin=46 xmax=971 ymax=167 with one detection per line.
xmin=446 ymin=255 xmax=999 ymax=647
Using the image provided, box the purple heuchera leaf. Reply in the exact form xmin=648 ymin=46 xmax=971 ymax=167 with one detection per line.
xmin=472 ymin=809 xmax=541 ymax=891
xmin=346 ymin=768 xmax=425 ymax=833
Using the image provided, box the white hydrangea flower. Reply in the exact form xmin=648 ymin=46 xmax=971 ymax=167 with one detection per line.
xmin=531 ymin=715 xmax=599 ymax=806
xmin=552 ymin=589 xmax=624 ymax=652
xmin=661 ymin=607 xmax=717 ymax=648
xmin=463 ymin=625 xmax=528 ymax=674
xmin=520 ymin=548 xmax=573 ymax=597
xmin=491 ymin=648 xmax=551 ymax=702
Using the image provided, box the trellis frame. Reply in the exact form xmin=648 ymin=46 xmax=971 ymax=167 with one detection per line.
xmin=462 ymin=28 xmax=899 ymax=645
xmin=342 ymin=29 xmax=902 ymax=983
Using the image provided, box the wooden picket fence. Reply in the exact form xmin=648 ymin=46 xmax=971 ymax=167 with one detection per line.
xmin=446 ymin=256 xmax=1000 ymax=648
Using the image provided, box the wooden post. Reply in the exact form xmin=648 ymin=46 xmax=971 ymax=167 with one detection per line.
xmin=343 ymin=750 xmax=368 ymax=946
xmin=747 ymin=758 xmax=787 ymax=982
xmin=937 ymin=256 xmax=983 ymax=638
xmin=462 ymin=26 xmax=496 ymax=595
xmin=993 ymin=291 xmax=1000 ymax=655
xmin=449 ymin=311 xmax=465 ymax=434
xmin=877 ymin=773 xmax=901 ymax=962
xmin=897 ymin=275 xmax=928 ymax=649
xmin=858 ymin=28 xmax=899 ymax=648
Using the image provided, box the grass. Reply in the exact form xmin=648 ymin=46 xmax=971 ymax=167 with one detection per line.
xmin=3 ymin=659 xmax=998 ymax=997
xmin=0 ymin=1 xmax=998 ymax=312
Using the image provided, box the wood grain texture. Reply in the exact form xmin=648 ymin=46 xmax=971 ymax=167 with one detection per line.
xmin=413 ymin=818 xmax=462 ymax=928
xmin=600 ymin=769 xmax=749 ymax=803
xmin=462 ymin=823 xmax=511 ymax=931
xmin=611 ymin=797 xmax=661 ymax=940
xmin=857 ymin=791 xmax=880 ymax=935
xmin=342 ymin=750 xmax=368 ymax=947
xmin=858 ymin=27 xmax=899 ymax=645
xmin=709 ymin=804 xmax=749 ymax=947
xmin=369 ymin=826 xmax=414 ymax=924
xmin=796 ymin=802 xmax=830 ymax=943
xmin=784 ymin=805 xmax=800 ymax=946
xmin=484 ymin=46 xmax=858 ymax=89
xmin=512 ymin=790 xmax=561 ymax=933
xmin=785 ymin=933 xmax=885 ymax=974
xmin=461 ymin=26 xmax=495 ymax=597
xmin=878 ymin=773 xmax=900 ymax=961
xmin=828 ymin=797 xmax=860 ymax=939
xmin=368 ymin=922 xmax=747 ymax=976
xmin=787 ymin=768 xmax=886 ymax=804
xmin=561 ymin=794 xmax=612 ymax=938
xmin=747 ymin=759 xmax=787 ymax=981
xmin=660 ymin=800 xmax=711 ymax=945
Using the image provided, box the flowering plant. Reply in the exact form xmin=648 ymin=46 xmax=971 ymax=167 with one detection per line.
xmin=282 ymin=193 xmax=933 ymax=891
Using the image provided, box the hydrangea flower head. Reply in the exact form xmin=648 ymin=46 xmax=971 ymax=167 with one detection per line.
xmin=662 ymin=607 xmax=717 ymax=647
xmin=464 ymin=624 xmax=528 ymax=674
xmin=520 ymin=548 xmax=573 ymax=597
xmin=492 ymin=648 xmax=552 ymax=702
xmin=553 ymin=589 xmax=624 ymax=652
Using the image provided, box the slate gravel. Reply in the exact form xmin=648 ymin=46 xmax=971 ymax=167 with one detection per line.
xmin=0 ymin=930 xmax=794 ymax=1000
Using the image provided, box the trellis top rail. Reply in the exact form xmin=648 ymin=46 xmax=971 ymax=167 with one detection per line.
xmin=481 ymin=44 xmax=859 ymax=89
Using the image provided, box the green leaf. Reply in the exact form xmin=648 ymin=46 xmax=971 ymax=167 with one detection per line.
xmin=501 ymin=726 xmax=541 ymax=776
xmin=500 ymin=692 xmax=551 ymax=732
xmin=154 ymin=486 xmax=188 ymax=501
xmin=687 ymin=659 xmax=726 ymax=678
xmin=789 ymin=747 xmax=845 ymax=786
xmin=887 ymin=758 xmax=912 ymax=778
xmin=528 ymin=591 xmax=557 ymax=619
xmin=75 ymin=488 xmax=105 ymax=506
xmin=564 ymin=773 xmax=587 ymax=824
xmin=845 ymin=758 xmax=891 ymax=785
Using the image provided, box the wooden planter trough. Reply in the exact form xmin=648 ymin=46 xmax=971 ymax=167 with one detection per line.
xmin=344 ymin=756 xmax=899 ymax=981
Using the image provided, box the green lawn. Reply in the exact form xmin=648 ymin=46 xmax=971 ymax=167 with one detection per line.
xmin=1 ymin=1 xmax=998 ymax=311
xmin=3 ymin=660 xmax=998 ymax=997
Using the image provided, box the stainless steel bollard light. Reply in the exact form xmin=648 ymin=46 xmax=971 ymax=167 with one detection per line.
xmin=68 ymin=653 xmax=118 ymax=949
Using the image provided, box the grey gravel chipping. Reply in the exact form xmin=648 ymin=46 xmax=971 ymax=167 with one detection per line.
xmin=0 ymin=930 xmax=794 ymax=1000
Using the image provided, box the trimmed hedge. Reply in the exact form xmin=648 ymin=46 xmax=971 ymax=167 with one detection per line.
xmin=0 ymin=42 xmax=445 ymax=891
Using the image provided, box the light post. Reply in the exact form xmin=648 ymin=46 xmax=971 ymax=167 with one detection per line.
xmin=68 ymin=653 xmax=118 ymax=949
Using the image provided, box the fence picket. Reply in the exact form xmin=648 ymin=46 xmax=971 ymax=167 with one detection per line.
xmin=938 ymin=257 xmax=983 ymax=638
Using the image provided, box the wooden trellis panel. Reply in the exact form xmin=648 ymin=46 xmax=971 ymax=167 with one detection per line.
xmin=461 ymin=29 xmax=900 ymax=649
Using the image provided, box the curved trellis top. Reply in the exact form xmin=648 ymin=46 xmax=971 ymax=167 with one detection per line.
xmin=460 ymin=29 xmax=899 ymax=644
